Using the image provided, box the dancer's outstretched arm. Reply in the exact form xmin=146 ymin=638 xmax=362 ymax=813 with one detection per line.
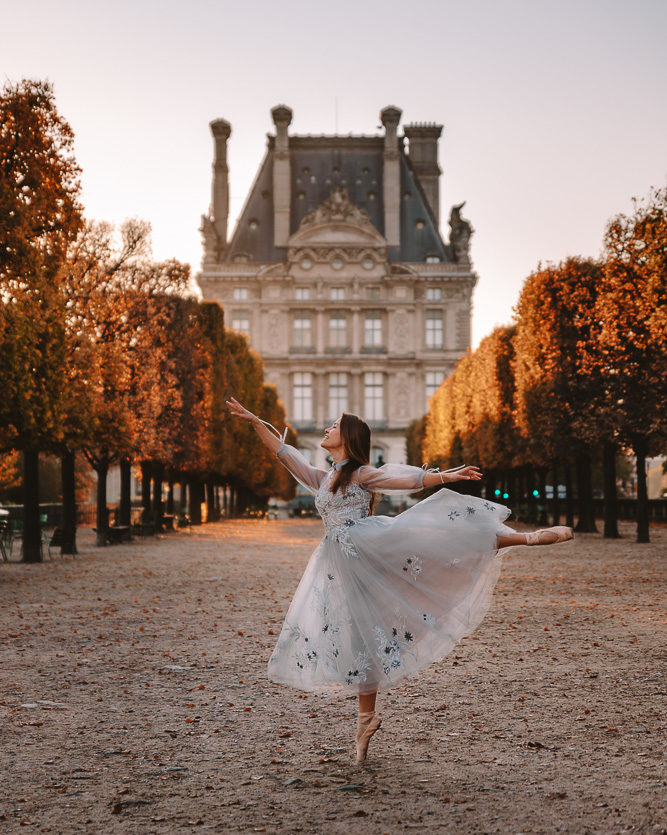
xmin=226 ymin=397 xmax=327 ymax=493
xmin=226 ymin=397 xmax=282 ymax=454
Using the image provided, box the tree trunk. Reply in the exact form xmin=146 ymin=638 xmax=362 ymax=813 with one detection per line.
xmin=550 ymin=458 xmax=560 ymax=526
xmin=485 ymin=469 xmax=497 ymax=502
xmin=152 ymin=462 xmax=164 ymax=530
xmin=166 ymin=476 xmax=174 ymax=515
xmin=564 ymin=460 xmax=574 ymax=528
xmin=22 ymin=449 xmax=42 ymax=563
xmin=525 ymin=467 xmax=536 ymax=523
xmin=95 ymin=458 xmax=109 ymax=546
xmin=140 ymin=460 xmax=152 ymax=521
xmin=61 ymin=450 xmax=77 ymax=555
xmin=119 ymin=457 xmax=132 ymax=527
xmin=189 ymin=478 xmax=202 ymax=525
xmin=603 ymin=440 xmax=619 ymax=539
xmin=574 ymin=451 xmax=597 ymax=533
xmin=206 ymin=481 xmax=215 ymax=522
xmin=634 ymin=436 xmax=650 ymax=543
xmin=537 ymin=467 xmax=548 ymax=525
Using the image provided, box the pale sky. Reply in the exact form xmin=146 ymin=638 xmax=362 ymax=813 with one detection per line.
xmin=3 ymin=0 xmax=666 ymax=346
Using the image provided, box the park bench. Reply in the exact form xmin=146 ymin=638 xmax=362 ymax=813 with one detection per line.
xmin=162 ymin=514 xmax=175 ymax=531
xmin=106 ymin=525 xmax=132 ymax=544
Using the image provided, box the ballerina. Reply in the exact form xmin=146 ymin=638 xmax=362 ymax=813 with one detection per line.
xmin=226 ymin=398 xmax=573 ymax=762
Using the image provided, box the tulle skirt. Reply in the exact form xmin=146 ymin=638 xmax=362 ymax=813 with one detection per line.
xmin=267 ymin=488 xmax=515 ymax=695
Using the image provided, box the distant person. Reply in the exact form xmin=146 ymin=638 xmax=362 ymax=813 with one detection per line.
xmin=227 ymin=398 xmax=573 ymax=762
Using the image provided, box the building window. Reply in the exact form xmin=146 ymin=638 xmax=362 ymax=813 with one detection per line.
xmin=293 ymin=312 xmax=312 ymax=349
xmin=293 ymin=372 xmax=313 ymax=422
xmin=295 ymin=287 xmax=311 ymax=300
xmin=233 ymin=287 xmax=248 ymax=301
xmin=425 ymin=370 xmax=445 ymax=408
xmin=364 ymin=312 xmax=383 ymax=348
xmin=328 ymin=373 xmax=348 ymax=417
xmin=329 ymin=313 xmax=347 ymax=349
xmin=426 ymin=287 xmax=442 ymax=301
xmin=425 ymin=310 xmax=443 ymax=349
xmin=366 ymin=286 xmax=381 ymax=300
xmin=330 ymin=287 xmax=345 ymax=301
xmin=425 ymin=255 xmax=441 ymax=264
xmin=231 ymin=312 xmax=250 ymax=336
xmin=364 ymin=372 xmax=383 ymax=421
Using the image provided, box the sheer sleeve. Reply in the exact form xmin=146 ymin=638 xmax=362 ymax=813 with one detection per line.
xmin=356 ymin=463 xmax=426 ymax=495
xmin=276 ymin=443 xmax=328 ymax=495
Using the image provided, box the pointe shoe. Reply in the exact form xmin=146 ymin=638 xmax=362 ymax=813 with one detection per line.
xmin=356 ymin=711 xmax=382 ymax=762
xmin=525 ymin=526 xmax=574 ymax=545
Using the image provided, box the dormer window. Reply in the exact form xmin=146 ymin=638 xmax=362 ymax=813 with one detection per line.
xmin=425 ymin=255 xmax=441 ymax=263
xmin=331 ymin=257 xmax=344 ymax=271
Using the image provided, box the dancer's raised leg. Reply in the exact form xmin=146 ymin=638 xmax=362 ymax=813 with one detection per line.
xmin=497 ymin=526 xmax=573 ymax=548
xmin=356 ymin=691 xmax=381 ymax=762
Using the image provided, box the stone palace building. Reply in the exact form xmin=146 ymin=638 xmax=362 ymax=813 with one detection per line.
xmin=197 ymin=105 xmax=477 ymax=470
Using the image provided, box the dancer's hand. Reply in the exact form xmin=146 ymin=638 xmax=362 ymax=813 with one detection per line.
xmin=448 ymin=465 xmax=482 ymax=482
xmin=226 ymin=397 xmax=258 ymax=424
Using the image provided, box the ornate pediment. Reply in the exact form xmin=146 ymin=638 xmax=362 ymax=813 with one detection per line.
xmin=288 ymin=188 xmax=387 ymax=260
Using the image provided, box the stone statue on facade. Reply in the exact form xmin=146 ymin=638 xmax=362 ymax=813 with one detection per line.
xmin=301 ymin=187 xmax=373 ymax=228
xmin=449 ymin=202 xmax=473 ymax=264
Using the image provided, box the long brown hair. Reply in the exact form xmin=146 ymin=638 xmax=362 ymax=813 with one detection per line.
xmin=330 ymin=413 xmax=378 ymax=512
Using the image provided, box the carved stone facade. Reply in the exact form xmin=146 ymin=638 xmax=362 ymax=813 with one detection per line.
xmin=197 ymin=106 xmax=477 ymax=470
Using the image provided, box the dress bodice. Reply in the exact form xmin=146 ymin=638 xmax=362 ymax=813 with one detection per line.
xmin=315 ymin=472 xmax=370 ymax=558
xmin=315 ymin=472 xmax=371 ymax=529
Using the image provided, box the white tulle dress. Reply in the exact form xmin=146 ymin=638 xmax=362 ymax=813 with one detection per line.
xmin=267 ymin=444 xmax=515 ymax=695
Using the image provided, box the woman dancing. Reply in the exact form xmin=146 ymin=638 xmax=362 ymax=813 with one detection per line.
xmin=227 ymin=398 xmax=573 ymax=762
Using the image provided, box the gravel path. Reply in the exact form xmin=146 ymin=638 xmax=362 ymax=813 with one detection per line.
xmin=1 ymin=518 xmax=665 ymax=833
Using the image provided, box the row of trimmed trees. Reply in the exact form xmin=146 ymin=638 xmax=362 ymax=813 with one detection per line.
xmin=408 ymin=188 xmax=666 ymax=542
xmin=0 ymin=79 xmax=294 ymax=561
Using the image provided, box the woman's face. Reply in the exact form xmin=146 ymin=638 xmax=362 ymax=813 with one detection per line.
xmin=321 ymin=416 xmax=344 ymax=451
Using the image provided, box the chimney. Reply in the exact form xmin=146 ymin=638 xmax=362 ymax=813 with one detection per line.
xmin=380 ymin=105 xmax=402 ymax=247
xmin=210 ymin=119 xmax=232 ymax=249
xmin=403 ymin=123 xmax=443 ymax=225
xmin=271 ymin=104 xmax=293 ymax=247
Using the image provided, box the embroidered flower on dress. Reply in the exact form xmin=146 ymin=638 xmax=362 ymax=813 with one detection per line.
xmin=448 ymin=510 xmax=462 ymax=520
xmin=482 ymin=501 xmax=495 ymax=511
xmin=466 ymin=506 xmax=476 ymax=515
xmin=402 ymin=555 xmax=422 ymax=580
xmin=344 ymin=651 xmax=371 ymax=685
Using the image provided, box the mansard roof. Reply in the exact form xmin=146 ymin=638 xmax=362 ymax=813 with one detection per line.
xmin=226 ymin=135 xmax=451 ymax=264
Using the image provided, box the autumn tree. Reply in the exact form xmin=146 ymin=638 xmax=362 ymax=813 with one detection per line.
xmin=0 ymin=79 xmax=83 ymax=561
xmin=584 ymin=188 xmax=667 ymax=542
xmin=512 ymin=258 xmax=602 ymax=532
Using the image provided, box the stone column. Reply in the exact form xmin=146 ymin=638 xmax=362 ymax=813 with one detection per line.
xmin=271 ymin=105 xmax=293 ymax=247
xmin=316 ymin=309 xmax=326 ymax=354
xmin=350 ymin=371 xmax=362 ymax=415
xmin=316 ymin=371 xmax=327 ymax=426
xmin=380 ymin=105 xmax=402 ymax=247
xmin=403 ymin=123 xmax=443 ymax=225
xmin=210 ymin=119 xmax=231 ymax=248
xmin=351 ymin=310 xmax=361 ymax=353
